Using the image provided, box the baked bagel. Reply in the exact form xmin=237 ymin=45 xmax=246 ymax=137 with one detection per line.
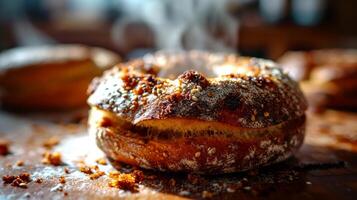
xmin=278 ymin=49 xmax=357 ymax=109
xmin=88 ymin=51 xmax=307 ymax=174
xmin=0 ymin=44 xmax=120 ymax=110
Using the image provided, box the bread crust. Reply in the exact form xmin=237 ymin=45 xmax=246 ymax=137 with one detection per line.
xmin=278 ymin=49 xmax=357 ymax=109
xmin=89 ymin=108 xmax=305 ymax=174
xmin=0 ymin=45 xmax=120 ymax=110
xmin=88 ymin=52 xmax=307 ymax=129
xmin=88 ymin=51 xmax=307 ymax=173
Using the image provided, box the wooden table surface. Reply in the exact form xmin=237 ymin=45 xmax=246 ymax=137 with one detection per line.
xmin=0 ymin=109 xmax=356 ymax=200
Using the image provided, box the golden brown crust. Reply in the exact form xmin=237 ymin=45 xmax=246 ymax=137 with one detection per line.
xmin=0 ymin=44 xmax=120 ymax=110
xmin=278 ymin=49 xmax=357 ymax=109
xmin=89 ymin=108 xmax=305 ymax=174
xmin=88 ymin=51 xmax=307 ymax=173
xmin=0 ymin=44 xmax=119 ymax=72
xmin=88 ymin=51 xmax=307 ymax=129
xmin=2 ymin=76 xmax=92 ymax=110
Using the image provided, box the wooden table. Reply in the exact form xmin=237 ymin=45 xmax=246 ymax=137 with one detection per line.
xmin=0 ymin=109 xmax=356 ymax=199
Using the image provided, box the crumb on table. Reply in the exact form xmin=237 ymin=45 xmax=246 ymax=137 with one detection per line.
xmin=42 ymin=151 xmax=62 ymax=166
xmin=0 ymin=139 xmax=10 ymax=156
xmin=108 ymin=171 xmax=142 ymax=191
xmin=95 ymin=158 xmax=108 ymax=165
xmin=2 ymin=173 xmax=31 ymax=189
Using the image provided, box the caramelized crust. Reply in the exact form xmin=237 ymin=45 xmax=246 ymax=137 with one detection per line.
xmin=0 ymin=44 xmax=120 ymax=110
xmin=88 ymin=51 xmax=307 ymax=173
xmin=278 ymin=49 xmax=357 ymax=109
xmin=88 ymin=51 xmax=307 ymax=128
xmin=90 ymin=108 xmax=305 ymax=174
xmin=0 ymin=44 xmax=119 ymax=72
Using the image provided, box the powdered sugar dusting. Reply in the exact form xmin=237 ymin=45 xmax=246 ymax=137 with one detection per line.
xmin=89 ymin=51 xmax=307 ymax=129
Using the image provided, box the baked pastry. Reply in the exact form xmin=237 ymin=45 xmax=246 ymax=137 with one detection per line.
xmin=88 ymin=51 xmax=307 ymax=174
xmin=0 ymin=44 xmax=120 ymax=110
xmin=278 ymin=49 xmax=357 ymax=109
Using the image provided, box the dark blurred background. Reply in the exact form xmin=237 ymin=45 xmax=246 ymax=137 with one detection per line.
xmin=0 ymin=0 xmax=356 ymax=60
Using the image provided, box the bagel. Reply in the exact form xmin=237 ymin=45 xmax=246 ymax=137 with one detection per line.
xmin=278 ymin=49 xmax=357 ymax=109
xmin=88 ymin=51 xmax=307 ymax=174
xmin=0 ymin=44 xmax=120 ymax=110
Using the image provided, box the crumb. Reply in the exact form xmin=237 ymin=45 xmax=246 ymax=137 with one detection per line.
xmin=35 ymin=178 xmax=43 ymax=184
xmin=3 ymin=173 xmax=31 ymax=188
xmin=202 ymin=190 xmax=213 ymax=198
xmin=18 ymin=173 xmax=31 ymax=182
xmin=64 ymin=192 xmax=68 ymax=196
xmin=91 ymin=165 xmax=99 ymax=171
xmin=2 ymin=175 xmax=16 ymax=184
xmin=42 ymin=151 xmax=62 ymax=166
xmin=64 ymin=167 xmax=70 ymax=174
xmin=95 ymin=158 xmax=107 ymax=165
xmin=17 ymin=182 xmax=28 ymax=188
xmin=78 ymin=164 xmax=93 ymax=174
xmin=89 ymin=171 xmax=105 ymax=180
xmin=0 ymin=139 xmax=10 ymax=156
xmin=11 ymin=178 xmax=23 ymax=187
xmin=43 ymin=137 xmax=60 ymax=149
xmin=59 ymin=176 xmax=66 ymax=184
xmin=78 ymin=163 xmax=105 ymax=179
xmin=15 ymin=160 xmax=24 ymax=167
xmin=306 ymin=181 xmax=312 ymax=185
xmin=108 ymin=171 xmax=120 ymax=177
xmin=108 ymin=171 xmax=139 ymax=190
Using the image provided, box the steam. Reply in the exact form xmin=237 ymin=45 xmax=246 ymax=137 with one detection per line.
xmin=113 ymin=0 xmax=238 ymax=53
xmin=9 ymin=0 xmax=239 ymax=53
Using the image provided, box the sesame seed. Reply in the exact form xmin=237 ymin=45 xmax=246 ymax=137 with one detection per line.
xmin=191 ymin=88 xmax=199 ymax=94
xmin=192 ymin=96 xmax=198 ymax=101
xmin=207 ymin=147 xmax=216 ymax=155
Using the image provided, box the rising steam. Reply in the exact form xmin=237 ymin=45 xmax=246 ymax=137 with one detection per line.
xmin=112 ymin=0 xmax=239 ymax=53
